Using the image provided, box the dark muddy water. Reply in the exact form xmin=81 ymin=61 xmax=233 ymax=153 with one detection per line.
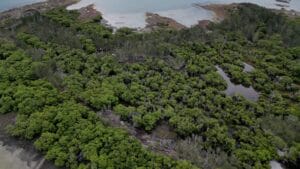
xmin=216 ymin=66 xmax=259 ymax=101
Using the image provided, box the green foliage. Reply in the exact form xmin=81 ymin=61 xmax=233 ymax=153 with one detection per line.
xmin=13 ymin=80 xmax=61 ymax=115
xmin=17 ymin=33 xmax=47 ymax=49
xmin=79 ymin=36 xmax=96 ymax=54
xmin=11 ymin=102 xmax=196 ymax=169
xmin=43 ymin=8 xmax=80 ymax=27
xmin=81 ymin=86 xmax=119 ymax=110
xmin=0 ymin=38 xmax=16 ymax=59
xmin=217 ymin=3 xmax=300 ymax=46
xmin=286 ymin=143 xmax=300 ymax=166
xmin=114 ymin=104 xmax=136 ymax=120
xmin=0 ymin=4 xmax=299 ymax=169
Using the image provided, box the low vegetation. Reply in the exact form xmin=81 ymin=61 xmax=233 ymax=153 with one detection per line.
xmin=0 ymin=3 xmax=299 ymax=169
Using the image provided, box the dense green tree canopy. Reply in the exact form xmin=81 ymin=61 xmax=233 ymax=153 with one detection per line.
xmin=0 ymin=3 xmax=299 ymax=169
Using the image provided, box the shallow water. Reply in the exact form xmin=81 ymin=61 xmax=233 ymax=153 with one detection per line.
xmin=67 ymin=0 xmax=300 ymax=28
xmin=0 ymin=141 xmax=45 ymax=169
xmin=0 ymin=140 xmax=58 ymax=169
xmin=216 ymin=66 xmax=259 ymax=101
xmin=0 ymin=113 xmax=58 ymax=169
xmin=270 ymin=161 xmax=284 ymax=169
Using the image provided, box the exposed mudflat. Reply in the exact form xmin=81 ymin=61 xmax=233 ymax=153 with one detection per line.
xmin=98 ymin=110 xmax=178 ymax=157
xmin=145 ymin=12 xmax=186 ymax=30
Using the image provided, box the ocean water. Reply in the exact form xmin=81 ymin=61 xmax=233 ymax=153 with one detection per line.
xmin=0 ymin=0 xmax=46 ymax=12
xmin=67 ymin=0 xmax=300 ymax=28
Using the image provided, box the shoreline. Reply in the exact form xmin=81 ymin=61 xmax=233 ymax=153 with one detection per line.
xmin=196 ymin=3 xmax=238 ymax=22
xmin=145 ymin=12 xmax=186 ymax=31
xmin=0 ymin=0 xmax=79 ymax=23
xmin=0 ymin=113 xmax=60 ymax=169
xmin=197 ymin=3 xmax=300 ymax=23
xmin=1 ymin=0 xmax=299 ymax=30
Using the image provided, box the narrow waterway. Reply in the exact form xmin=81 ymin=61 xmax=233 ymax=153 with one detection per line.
xmin=216 ymin=66 xmax=259 ymax=101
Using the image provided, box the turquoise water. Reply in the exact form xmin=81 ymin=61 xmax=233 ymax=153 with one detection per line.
xmin=0 ymin=0 xmax=45 ymax=12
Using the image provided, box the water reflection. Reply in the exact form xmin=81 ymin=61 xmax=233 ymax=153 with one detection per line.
xmin=216 ymin=66 xmax=259 ymax=101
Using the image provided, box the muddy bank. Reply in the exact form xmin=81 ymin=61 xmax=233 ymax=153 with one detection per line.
xmin=77 ymin=4 xmax=102 ymax=21
xmin=0 ymin=113 xmax=60 ymax=169
xmin=0 ymin=0 xmax=78 ymax=23
xmin=198 ymin=3 xmax=300 ymax=22
xmin=98 ymin=110 xmax=178 ymax=157
xmin=196 ymin=3 xmax=238 ymax=22
xmin=145 ymin=12 xmax=186 ymax=31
